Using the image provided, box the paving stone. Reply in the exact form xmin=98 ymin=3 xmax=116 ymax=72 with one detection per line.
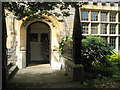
xmin=6 ymin=64 xmax=86 ymax=89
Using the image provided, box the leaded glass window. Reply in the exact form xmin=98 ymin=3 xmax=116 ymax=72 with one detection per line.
xmin=81 ymin=11 xmax=89 ymax=21
xmin=91 ymin=24 xmax=98 ymax=34
xmin=110 ymin=12 xmax=116 ymax=22
xmin=91 ymin=12 xmax=98 ymax=21
xmin=110 ymin=37 xmax=116 ymax=49
xmin=101 ymin=12 xmax=107 ymax=21
xmin=101 ymin=24 xmax=107 ymax=34
xmin=110 ymin=24 xmax=116 ymax=34
xmin=82 ymin=23 xmax=89 ymax=34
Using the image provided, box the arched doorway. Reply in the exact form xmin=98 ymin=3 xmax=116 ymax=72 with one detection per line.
xmin=18 ymin=16 xmax=62 ymax=69
xmin=26 ymin=22 xmax=50 ymax=66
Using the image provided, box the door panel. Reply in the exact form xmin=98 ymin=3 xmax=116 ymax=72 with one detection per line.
xmin=41 ymin=33 xmax=49 ymax=63
xmin=30 ymin=31 xmax=49 ymax=63
xmin=30 ymin=33 xmax=44 ymax=61
xmin=26 ymin=26 xmax=31 ymax=66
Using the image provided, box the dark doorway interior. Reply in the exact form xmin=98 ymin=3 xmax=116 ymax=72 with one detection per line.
xmin=26 ymin=22 xmax=50 ymax=66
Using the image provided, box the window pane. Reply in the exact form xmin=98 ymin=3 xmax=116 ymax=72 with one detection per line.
xmin=101 ymin=24 xmax=107 ymax=34
xmin=30 ymin=33 xmax=38 ymax=42
xmin=91 ymin=24 xmax=98 ymax=34
xmin=110 ymin=37 xmax=116 ymax=49
xmin=110 ymin=24 xmax=116 ymax=34
xmin=91 ymin=12 xmax=98 ymax=21
xmin=41 ymin=33 xmax=49 ymax=42
xmin=101 ymin=12 xmax=107 ymax=21
xmin=110 ymin=12 xmax=116 ymax=22
xmin=81 ymin=11 xmax=88 ymax=21
xmin=82 ymin=23 xmax=89 ymax=34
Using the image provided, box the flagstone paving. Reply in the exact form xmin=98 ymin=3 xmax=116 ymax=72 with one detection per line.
xmin=6 ymin=64 xmax=89 ymax=89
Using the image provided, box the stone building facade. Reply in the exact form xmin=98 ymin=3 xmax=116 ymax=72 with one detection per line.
xmin=81 ymin=2 xmax=120 ymax=54
xmin=5 ymin=2 xmax=120 ymax=69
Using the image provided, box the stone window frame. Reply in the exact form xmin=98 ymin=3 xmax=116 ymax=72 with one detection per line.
xmin=101 ymin=12 xmax=107 ymax=22
xmin=110 ymin=37 xmax=116 ymax=49
xmin=91 ymin=24 xmax=98 ymax=34
xmin=101 ymin=24 xmax=107 ymax=34
xmin=110 ymin=12 xmax=116 ymax=22
xmin=81 ymin=11 xmax=89 ymax=21
xmin=82 ymin=23 xmax=89 ymax=34
xmin=110 ymin=24 xmax=116 ymax=34
xmin=91 ymin=11 xmax=98 ymax=21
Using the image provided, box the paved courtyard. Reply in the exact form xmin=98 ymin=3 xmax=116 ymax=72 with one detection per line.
xmin=6 ymin=64 xmax=87 ymax=89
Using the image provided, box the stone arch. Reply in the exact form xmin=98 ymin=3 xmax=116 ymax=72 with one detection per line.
xmin=17 ymin=15 xmax=62 ymax=69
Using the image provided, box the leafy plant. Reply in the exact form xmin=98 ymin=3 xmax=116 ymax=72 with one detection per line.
xmin=81 ymin=35 xmax=113 ymax=69
xmin=4 ymin=2 xmax=84 ymax=20
xmin=59 ymin=35 xmax=72 ymax=53
xmin=59 ymin=35 xmax=120 ymax=74
xmin=106 ymin=53 xmax=120 ymax=65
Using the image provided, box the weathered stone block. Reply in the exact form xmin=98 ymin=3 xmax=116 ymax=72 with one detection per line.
xmin=63 ymin=57 xmax=84 ymax=82
xmin=72 ymin=65 xmax=84 ymax=82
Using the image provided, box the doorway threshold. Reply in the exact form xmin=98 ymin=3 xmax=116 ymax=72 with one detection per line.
xmin=28 ymin=61 xmax=49 ymax=66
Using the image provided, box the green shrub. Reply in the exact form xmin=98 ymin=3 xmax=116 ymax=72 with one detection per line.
xmin=59 ymin=35 xmax=116 ymax=69
xmin=105 ymin=53 xmax=120 ymax=79
xmin=106 ymin=53 xmax=120 ymax=65
xmin=59 ymin=35 xmax=120 ymax=78
xmin=59 ymin=35 xmax=72 ymax=53
xmin=81 ymin=35 xmax=113 ymax=69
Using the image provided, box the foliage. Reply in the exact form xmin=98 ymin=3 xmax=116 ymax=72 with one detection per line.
xmin=81 ymin=35 xmax=113 ymax=69
xmin=59 ymin=35 xmax=113 ymax=68
xmin=104 ymin=53 xmax=120 ymax=79
xmin=83 ymin=66 xmax=120 ymax=88
xmin=81 ymin=36 xmax=120 ymax=79
xmin=83 ymin=69 xmax=120 ymax=88
xmin=93 ymin=75 xmax=119 ymax=88
xmin=59 ymin=35 xmax=120 ymax=88
xmin=106 ymin=53 xmax=120 ymax=65
xmin=4 ymin=2 xmax=84 ymax=20
xmin=59 ymin=35 xmax=72 ymax=53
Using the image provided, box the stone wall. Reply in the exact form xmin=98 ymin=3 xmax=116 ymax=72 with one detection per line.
xmin=61 ymin=41 xmax=84 ymax=81
xmin=62 ymin=41 xmax=73 ymax=61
